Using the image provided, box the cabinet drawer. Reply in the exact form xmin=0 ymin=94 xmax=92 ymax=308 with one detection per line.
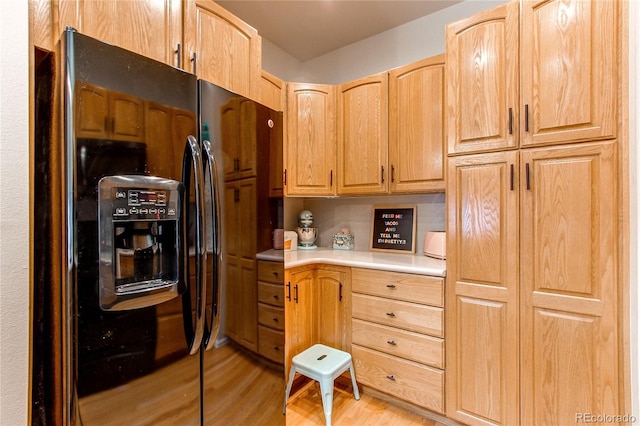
xmin=257 ymin=281 xmax=284 ymax=307
xmin=258 ymin=303 xmax=284 ymax=331
xmin=352 ymin=293 xmax=443 ymax=337
xmin=352 ymin=344 xmax=444 ymax=413
xmin=352 ymin=268 xmax=443 ymax=307
xmin=258 ymin=325 xmax=284 ymax=363
xmin=351 ymin=319 xmax=444 ymax=369
xmin=257 ymin=261 xmax=284 ymax=284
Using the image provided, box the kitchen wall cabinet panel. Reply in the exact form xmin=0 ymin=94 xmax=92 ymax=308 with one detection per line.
xmin=55 ymin=0 xmax=182 ymax=67
xmin=389 ymin=55 xmax=445 ymax=193
xmin=447 ymin=0 xmax=618 ymax=155
xmin=446 ymin=1 xmax=519 ymax=155
xmin=520 ymin=141 xmax=619 ymax=425
xmin=446 ymin=150 xmax=520 ymax=426
xmin=183 ymin=0 xmax=261 ymax=100
xmin=337 ymin=72 xmax=389 ymax=195
xmin=259 ymin=70 xmax=286 ymax=112
xmin=520 ymin=0 xmax=616 ymax=147
xmin=285 ymin=83 xmax=337 ymax=196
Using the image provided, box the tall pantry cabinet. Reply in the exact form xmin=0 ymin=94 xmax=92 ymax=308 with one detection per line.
xmin=445 ymin=0 xmax=622 ymax=425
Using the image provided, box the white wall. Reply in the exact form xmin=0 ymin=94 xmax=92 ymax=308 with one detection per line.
xmin=301 ymin=193 xmax=445 ymax=253
xmin=0 ymin=0 xmax=30 ymax=424
xmin=262 ymin=0 xmax=508 ymax=84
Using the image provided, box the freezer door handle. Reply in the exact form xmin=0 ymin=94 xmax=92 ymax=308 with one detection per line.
xmin=182 ymin=135 xmax=207 ymax=355
xmin=202 ymin=139 xmax=222 ymax=351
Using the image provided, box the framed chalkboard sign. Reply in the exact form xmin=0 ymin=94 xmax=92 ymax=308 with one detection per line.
xmin=370 ymin=205 xmax=417 ymax=254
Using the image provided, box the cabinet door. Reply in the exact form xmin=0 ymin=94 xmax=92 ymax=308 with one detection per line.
xmin=259 ymin=70 xmax=285 ymax=112
xmin=520 ymin=142 xmax=618 ymax=424
xmin=389 ymin=55 xmax=445 ymax=193
xmin=520 ymin=0 xmax=616 ymax=147
xmin=446 ymin=1 xmax=519 ymax=155
xmin=284 ymin=268 xmax=315 ymax=377
xmin=285 ymin=83 xmax=337 ymax=196
xmin=56 ymin=0 xmax=182 ymax=67
xmin=316 ymin=266 xmax=350 ymax=352
xmin=183 ymin=0 xmax=261 ymax=99
xmin=338 ymin=72 xmax=389 ymax=195
xmin=446 ymin=151 xmax=519 ymax=426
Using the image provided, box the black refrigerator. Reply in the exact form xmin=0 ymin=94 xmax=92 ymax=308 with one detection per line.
xmin=32 ymin=29 xmax=284 ymax=425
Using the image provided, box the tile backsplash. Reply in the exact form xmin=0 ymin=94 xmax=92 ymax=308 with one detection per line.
xmin=284 ymin=193 xmax=445 ymax=253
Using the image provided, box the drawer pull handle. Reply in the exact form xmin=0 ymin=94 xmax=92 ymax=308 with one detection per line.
xmin=387 ymin=340 xmax=396 ymax=345
xmin=386 ymin=375 xmax=396 ymax=381
xmin=274 ymin=346 xmax=280 ymax=351
xmin=273 ymin=294 xmax=279 ymax=300
xmin=273 ymin=317 xmax=279 ymax=322
xmin=273 ymin=271 xmax=279 ymax=276
xmin=386 ymin=284 xmax=396 ymax=289
xmin=386 ymin=312 xmax=396 ymax=317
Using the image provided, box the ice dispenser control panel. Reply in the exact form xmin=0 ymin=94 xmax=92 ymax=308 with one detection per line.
xmin=111 ymin=188 xmax=177 ymax=220
xmin=98 ymin=175 xmax=184 ymax=311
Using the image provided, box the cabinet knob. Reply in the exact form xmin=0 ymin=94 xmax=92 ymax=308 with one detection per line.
xmin=387 ymin=340 xmax=397 ymax=346
xmin=386 ymin=284 xmax=396 ymax=289
xmin=386 ymin=312 xmax=396 ymax=317
xmin=272 ymin=317 xmax=279 ymax=322
xmin=386 ymin=375 xmax=396 ymax=381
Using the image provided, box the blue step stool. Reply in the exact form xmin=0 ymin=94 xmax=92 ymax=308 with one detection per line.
xmin=283 ymin=344 xmax=360 ymax=426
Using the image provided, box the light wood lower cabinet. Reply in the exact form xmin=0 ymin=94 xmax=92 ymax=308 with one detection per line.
xmin=284 ymin=266 xmax=315 ymax=377
xmin=257 ymin=260 xmax=284 ymax=364
xmin=351 ymin=268 xmax=445 ymax=414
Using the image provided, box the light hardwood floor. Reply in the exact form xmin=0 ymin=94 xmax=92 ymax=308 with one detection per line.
xmin=285 ymin=376 xmax=444 ymax=426
xmin=78 ymin=343 xmax=445 ymax=425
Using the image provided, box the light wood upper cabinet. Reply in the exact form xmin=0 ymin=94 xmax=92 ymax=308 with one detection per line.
xmin=259 ymin=70 xmax=286 ymax=112
xmin=337 ymin=72 xmax=389 ymax=195
xmin=520 ymin=0 xmax=616 ymax=146
xmin=55 ymin=0 xmax=182 ymax=67
xmin=520 ymin=141 xmax=618 ymax=425
xmin=446 ymin=150 xmax=520 ymax=425
xmin=183 ymin=0 xmax=261 ymax=100
xmin=447 ymin=0 xmax=618 ymax=155
xmin=285 ymin=83 xmax=337 ymax=196
xmin=389 ymin=55 xmax=445 ymax=193
xmin=446 ymin=1 xmax=519 ymax=155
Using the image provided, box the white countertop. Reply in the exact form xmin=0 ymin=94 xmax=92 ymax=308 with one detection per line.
xmin=258 ymin=247 xmax=446 ymax=277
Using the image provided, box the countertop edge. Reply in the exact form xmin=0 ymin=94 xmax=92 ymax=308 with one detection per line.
xmin=257 ymin=248 xmax=446 ymax=278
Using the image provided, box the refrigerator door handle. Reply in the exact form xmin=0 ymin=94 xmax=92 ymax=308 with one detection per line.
xmin=202 ymin=139 xmax=222 ymax=350
xmin=182 ymin=135 xmax=207 ymax=355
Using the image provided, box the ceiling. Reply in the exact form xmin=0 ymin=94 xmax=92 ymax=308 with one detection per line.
xmin=216 ymin=1 xmax=463 ymax=62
